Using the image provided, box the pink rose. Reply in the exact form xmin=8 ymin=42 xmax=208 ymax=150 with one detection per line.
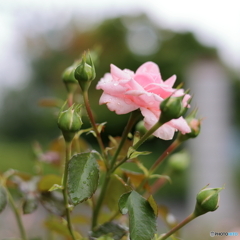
xmin=96 ymin=62 xmax=191 ymax=140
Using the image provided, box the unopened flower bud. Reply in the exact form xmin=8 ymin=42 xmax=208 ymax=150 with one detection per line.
xmin=58 ymin=103 xmax=83 ymax=142
xmin=178 ymin=109 xmax=201 ymax=141
xmin=74 ymin=51 xmax=96 ymax=92
xmin=167 ymin=150 xmax=190 ymax=173
xmin=194 ymin=186 xmax=223 ymax=216
xmin=62 ymin=65 xmax=78 ymax=94
xmin=188 ymin=118 xmax=201 ymax=137
xmin=159 ymin=94 xmax=188 ymax=124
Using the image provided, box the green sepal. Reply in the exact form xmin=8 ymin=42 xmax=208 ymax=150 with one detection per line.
xmin=127 ymin=147 xmax=151 ymax=159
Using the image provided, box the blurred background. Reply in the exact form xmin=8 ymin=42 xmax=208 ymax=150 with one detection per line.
xmin=0 ymin=0 xmax=240 ymax=239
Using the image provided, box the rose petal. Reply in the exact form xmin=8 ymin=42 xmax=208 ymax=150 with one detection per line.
xmin=110 ymin=64 xmax=131 ymax=81
xmin=99 ymin=93 xmax=138 ymax=114
xmin=164 ymin=75 xmax=176 ymax=87
xmin=134 ymin=73 xmax=155 ymax=87
xmin=144 ymin=83 xmax=175 ymax=98
xmin=140 ymin=108 xmax=176 ymax=140
xmin=168 ymin=117 xmax=191 ymax=134
xmin=153 ymin=124 xmax=176 ymax=140
xmin=136 ymin=62 xmax=162 ymax=83
xmin=136 ymin=62 xmax=160 ymax=75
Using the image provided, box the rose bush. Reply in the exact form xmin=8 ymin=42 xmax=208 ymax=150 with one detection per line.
xmin=96 ymin=62 xmax=191 ymax=140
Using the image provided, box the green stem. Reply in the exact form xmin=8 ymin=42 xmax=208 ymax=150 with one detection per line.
xmin=67 ymin=92 xmax=74 ymax=107
xmin=112 ymin=121 xmax=163 ymax=172
xmin=7 ymin=188 xmax=27 ymax=240
xmin=150 ymin=139 xmax=180 ymax=173
xmin=62 ymin=141 xmax=76 ymax=240
xmin=82 ymin=90 xmax=107 ymax=165
xmin=110 ymin=111 xmax=141 ymax=169
xmin=148 ymin=139 xmax=181 ymax=195
xmin=91 ymin=111 xmax=140 ymax=229
xmin=137 ymin=138 xmax=181 ymax=193
xmin=133 ymin=121 xmax=163 ymax=150
xmin=91 ymin=172 xmax=111 ymax=229
xmin=159 ymin=213 xmax=196 ymax=240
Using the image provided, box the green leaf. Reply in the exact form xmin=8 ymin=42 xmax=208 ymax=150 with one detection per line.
xmin=118 ymin=191 xmax=131 ymax=215
xmin=23 ymin=197 xmax=38 ymax=214
xmin=91 ymin=222 xmax=127 ymax=240
xmin=68 ymin=152 xmax=99 ymax=205
xmin=147 ymin=195 xmax=158 ymax=217
xmin=127 ymin=147 xmax=151 ymax=159
xmin=0 ymin=186 xmax=8 ymax=213
xmin=149 ymin=174 xmax=171 ymax=183
xmin=119 ymin=190 xmax=156 ymax=240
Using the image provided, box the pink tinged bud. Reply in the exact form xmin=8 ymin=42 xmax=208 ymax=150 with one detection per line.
xmin=178 ymin=109 xmax=201 ymax=141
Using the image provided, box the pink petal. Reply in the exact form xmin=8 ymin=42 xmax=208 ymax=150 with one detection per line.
xmin=99 ymin=93 xmax=138 ymax=114
xmin=140 ymin=108 xmax=176 ymax=140
xmin=153 ymin=124 xmax=176 ymax=140
xmin=168 ymin=117 xmax=191 ymax=134
xmin=164 ymin=75 xmax=176 ymax=87
xmin=136 ymin=62 xmax=160 ymax=75
xmin=96 ymin=73 xmax=113 ymax=89
xmin=125 ymin=90 xmax=161 ymax=110
xmin=134 ymin=73 xmax=155 ymax=87
xmin=110 ymin=64 xmax=130 ymax=81
xmin=136 ymin=62 xmax=162 ymax=83
xmin=140 ymin=108 xmax=187 ymax=140
xmin=97 ymin=79 xmax=127 ymax=94
xmin=145 ymin=83 xmax=175 ymax=98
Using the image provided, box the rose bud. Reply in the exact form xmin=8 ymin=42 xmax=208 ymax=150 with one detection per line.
xmin=62 ymin=64 xmax=79 ymax=94
xmin=167 ymin=150 xmax=190 ymax=173
xmin=159 ymin=93 xmax=189 ymax=124
xmin=58 ymin=103 xmax=83 ymax=142
xmin=178 ymin=109 xmax=202 ymax=142
xmin=74 ymin=51 xmax=96 ymax=91
xmin=194 ymin=186 xmax=224 ymax=216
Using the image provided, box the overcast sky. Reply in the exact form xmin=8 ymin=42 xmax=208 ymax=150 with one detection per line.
xmin=0 ymin=0 xmax=240 ymax=89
